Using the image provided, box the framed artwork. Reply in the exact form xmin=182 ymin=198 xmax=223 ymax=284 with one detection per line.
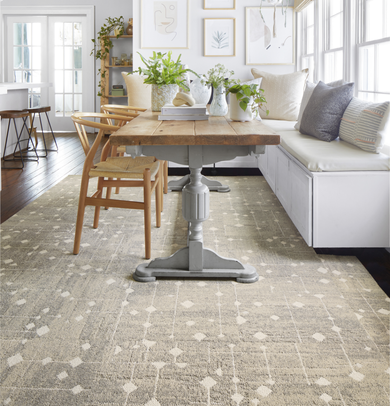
xmin=204 ymin=18 xmax=236 ymax=57
xmin=246 ymin=7 xmax=295 ymax=65
xmin=141 ymin=0 xmax=189 ymax=49
xmin=204 ymin=0 xmax=236 ymax=10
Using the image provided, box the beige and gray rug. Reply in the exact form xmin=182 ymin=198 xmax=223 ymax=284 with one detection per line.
xmin=1 ymin=175 xmax=389 ymax=405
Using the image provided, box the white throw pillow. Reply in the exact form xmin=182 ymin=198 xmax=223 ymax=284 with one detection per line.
xmin=294 ymin=80 xmax=347 ymax=131
xmin=251 ymin=68 xmax=309 ymax=120
xmin=121 ymin=72 xmax=151 ymax=109
xmin=339 ymin=98 xmax=390 ymax=153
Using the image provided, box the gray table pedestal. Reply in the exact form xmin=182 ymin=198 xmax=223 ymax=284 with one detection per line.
xmin=128 ymin=144 xmax=265 ymax=283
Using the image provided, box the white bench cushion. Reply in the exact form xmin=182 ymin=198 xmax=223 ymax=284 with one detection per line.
xmin=263 ymin=119 xmax=390 ymax=172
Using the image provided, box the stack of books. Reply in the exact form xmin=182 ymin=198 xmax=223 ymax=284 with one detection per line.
xmin=158 ymin=104 xmax=209 ymax=121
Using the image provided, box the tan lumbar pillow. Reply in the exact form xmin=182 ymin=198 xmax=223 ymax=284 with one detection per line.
xmin=251 ymin=68 xmax=309 ymax=121
xmin=172 ymin=92 xmax=195 ymax=106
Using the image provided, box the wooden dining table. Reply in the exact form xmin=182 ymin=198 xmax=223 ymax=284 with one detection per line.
xmin=110 ymin=110 xmax=280 ymax=283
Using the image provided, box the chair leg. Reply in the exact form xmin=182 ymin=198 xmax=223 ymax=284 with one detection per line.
xmin=94 ymin=177 xmax=104 ymax=228
xmin=74 ymin=176 xmax=90 ymax=254
xmin=163 ymin=160 xmax=168 ymax=194
xmin=143 ymin=168 xmax=152 ymax=259
xmin=155 ymin=166 xmax=162 ymax=228
xmin=105 ymin=178 xmax=113 ymax=210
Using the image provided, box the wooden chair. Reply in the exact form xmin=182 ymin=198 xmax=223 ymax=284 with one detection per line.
xmin=71 ymin=112 xmax=163 ymax=259
xmin=101 ymin=104 xmax=169 ymax=194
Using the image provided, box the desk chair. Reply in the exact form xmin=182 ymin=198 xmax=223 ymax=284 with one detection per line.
xmin=71 ymin=112 xmax=163 ymax=259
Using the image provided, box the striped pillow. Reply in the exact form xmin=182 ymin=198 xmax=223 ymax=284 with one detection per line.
xmin=339 ymin=98 xmax=390 ymax=153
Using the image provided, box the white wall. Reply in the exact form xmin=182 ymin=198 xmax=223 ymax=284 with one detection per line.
xmin=133 ymin=0 xmax=295 ymax=83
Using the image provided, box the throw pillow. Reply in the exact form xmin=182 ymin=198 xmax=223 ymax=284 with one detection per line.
xmin=294 ymin=80 xmax=347 ymax=131
xmin=300 ymin=81 xmax=354 ymax=142
xmin=339 ymin=98 xmax=390 ymax=153
xmin=251 ymin=68 xmax=309 ymax=120
xmin=121 ymin=72 xmax=151 ymax=109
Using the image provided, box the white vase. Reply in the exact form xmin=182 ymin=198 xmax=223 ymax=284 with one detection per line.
xmin=229 ymin=94 xmax=254 ymax=122
xmin=151 ymin=84 xmax=179 ymax=112
xmin=189 ymin=76 xmax=212 ymax=105
xmin=209 ymin=85 xmax=228 ymax=116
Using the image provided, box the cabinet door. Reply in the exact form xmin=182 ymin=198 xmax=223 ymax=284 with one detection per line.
xmin=275 ymin=148 xmax=291 ymax=212
xmin=266 ymin=145 xmax=277 ymax=193
xmin=289 ymin=160 xmax=312 ymax=245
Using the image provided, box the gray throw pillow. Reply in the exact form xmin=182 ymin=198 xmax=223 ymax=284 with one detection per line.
xmin=300 ymin=81 xmax=355 ymax=142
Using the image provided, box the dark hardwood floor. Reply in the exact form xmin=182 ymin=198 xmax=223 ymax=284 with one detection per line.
xmin=1 ymin=133 xmax=389 ymax=295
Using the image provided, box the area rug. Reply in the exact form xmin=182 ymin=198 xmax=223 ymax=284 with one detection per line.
xmin=1 ymin=175 xmax=389 ymax=406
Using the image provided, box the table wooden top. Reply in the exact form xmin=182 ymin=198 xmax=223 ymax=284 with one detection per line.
xmin=110 ymin=110 xmax=280 ymax=146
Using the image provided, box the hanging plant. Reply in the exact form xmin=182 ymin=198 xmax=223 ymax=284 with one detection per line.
xmin=90 ymin=16 xmax=124 ymax=97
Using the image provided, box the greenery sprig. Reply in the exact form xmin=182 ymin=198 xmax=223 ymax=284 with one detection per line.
xmin=134 ymin=51 xmax=199 ymax=91
xmin=228 ymin=83 xmax=269 ymax=116
xmin=90 ymin=16 xmax=124 ymax=97
xmin=201 ymin=64 xmax=238 ymax=89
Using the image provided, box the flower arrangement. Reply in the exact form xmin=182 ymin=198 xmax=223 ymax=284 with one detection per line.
xmin=228 ymin=83 xmax=269 ymax=116
xmin=134 ymin=51 xmax=198 ymax=91
xmin=201 ymin=64 xmax=238 ymax=89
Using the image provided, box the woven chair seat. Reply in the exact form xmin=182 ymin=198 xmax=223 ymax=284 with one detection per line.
xmin=91 ymin=156 xmax=159 ymax=179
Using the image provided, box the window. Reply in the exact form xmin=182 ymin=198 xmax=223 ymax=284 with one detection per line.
xmin=298 ymin=0 xmax=390 ymax=103
xmin=323 ymin=0 xmax=343 ymax=82
xmin=300 ymin=1 xmax=315 ymax=82
xmin=357 ymin=0 xmax=390 ymax=102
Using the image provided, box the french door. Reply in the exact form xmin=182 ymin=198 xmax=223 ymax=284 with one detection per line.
xmin=5 ymin=11 xmax=94 ymax=131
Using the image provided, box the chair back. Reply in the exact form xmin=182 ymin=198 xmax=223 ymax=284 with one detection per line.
xmin=71 ymin=112 xmax=128 ymax=156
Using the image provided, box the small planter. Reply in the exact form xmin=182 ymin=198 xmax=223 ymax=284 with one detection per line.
xmin=229 ymin=94 xmax=254 ymax=122
xmin=151 ymin=84 xmax=179 ymax=112
xmin=209 ymin=85 xmax=228 ymax=116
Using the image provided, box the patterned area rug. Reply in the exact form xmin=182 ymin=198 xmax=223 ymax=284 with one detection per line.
xmin=1 ymin=175 xmax=389 ymax=406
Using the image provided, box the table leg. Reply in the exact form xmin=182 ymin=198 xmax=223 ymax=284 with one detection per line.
xmin=168 ymin=175 xmax=230 ymax=193
xmin=134 ymin=159 xmax=258 ymax=283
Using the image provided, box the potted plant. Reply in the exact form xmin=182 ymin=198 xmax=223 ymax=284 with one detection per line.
xmin=228 ymin=82 xmax=269 ymax=122
xmin=201 ymin=64 xmax=238 ymax=116
xmin=90 ymin=16 xmax=124 ymax=96
xmin=134 ymin=51 xmax=199 ymax=111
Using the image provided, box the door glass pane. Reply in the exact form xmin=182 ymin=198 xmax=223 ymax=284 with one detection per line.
xmin=55 ymin=46 xmax=63 ymax=69
xmin=55 ymin=22 xmax=63 ymax=46
xmin=74 ymin=71 xmax=82 ymax=93
xmin=64 ymin=47 xmax=73 ymax=69
xmin=64 ymin=70 xmax=73 ymax=93
xmin=14 ymin=23 xmax=22 ymax=45
xmin=55 ymin=71 xmax=63 ymax=93
xmin=23 ymin=23 xmax=31 ymax=46
xmin=23 ymin=47 xmax=31 ymax=69
xmin=55 ymin=94 xmax=63 ymax=116
xmin=13 ymin=47 xmax=22 ymax=69
xmin=74 ymin=23 xmax=82 ymax=45
xmin=74 ymin=94 xmax=82 ymax=113
xmin=32 ymin=47 xmax=41 ymax=70
xmin=32 ymin=23 xmax=41 ymax=46
xmin=74 ymin=47 xmax=82 ymax=69
xmin=64 ymin=23 xmax=73 ymax=46
xmin=64 ymin=94 xmax=73 ymax=116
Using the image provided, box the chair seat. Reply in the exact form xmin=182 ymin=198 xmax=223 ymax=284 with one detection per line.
xmin=0 ymin=110 xmax=30 ymax=119
xmin=26 ymin=106 xmax=51 ymax=113
xmin=91 ymin=156 xmax=160 ymax=179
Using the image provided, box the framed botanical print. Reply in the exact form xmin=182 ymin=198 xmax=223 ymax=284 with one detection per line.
xmin=204 ymin=0 xmax=236 ymax=10
xmin=141 ymin=0 xmax=189 ymax=49
xmin=246 ymin=7 xmax=295 ymax=65
xmin=204 ymin=18 xmax=236 ymax=57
